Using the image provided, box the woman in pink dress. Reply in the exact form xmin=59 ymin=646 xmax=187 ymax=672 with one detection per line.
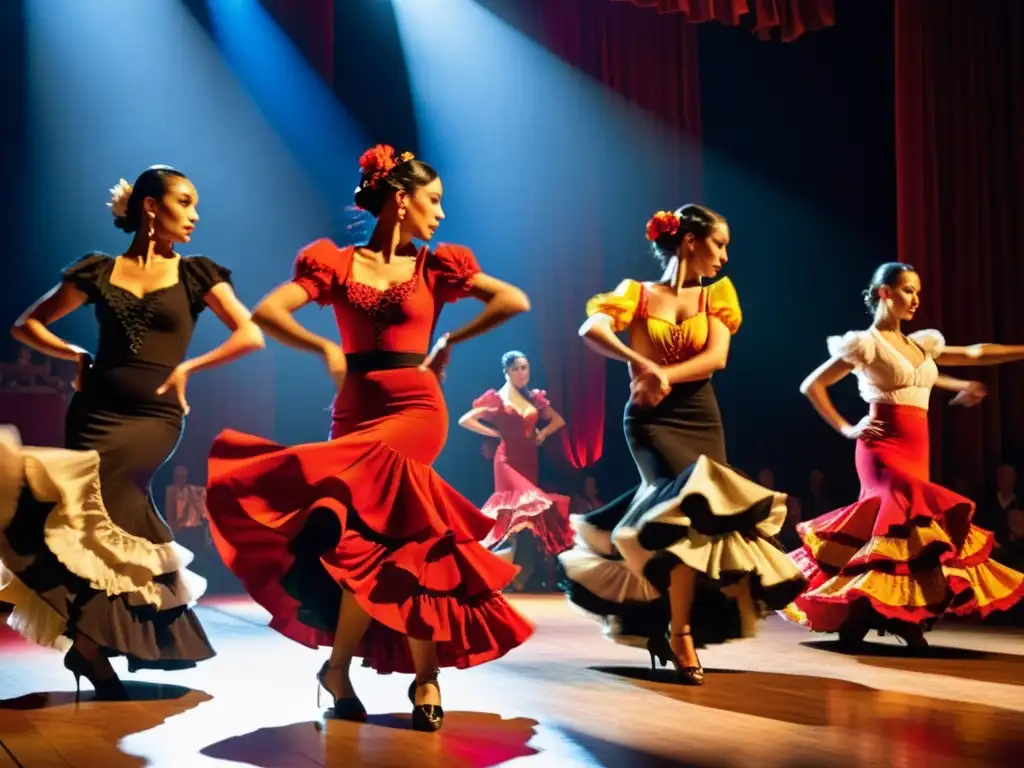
xmin=458 ymin=351 xmax=573 ymax=589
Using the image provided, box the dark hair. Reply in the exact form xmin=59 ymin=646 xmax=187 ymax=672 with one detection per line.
xmin=650 ymin=204 xmax=726 ymax=266
xmin=113 ymin=166 xmax=188 ymax=233
xmin=501 ymin=350 xmax=527 ymax=372
xmin=862 ymin=262 xmax=917 ymax=313
xmin=353 ymin=158 xmax=439 ymax=217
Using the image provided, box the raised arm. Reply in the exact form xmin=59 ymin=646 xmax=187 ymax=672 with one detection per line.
xmin=11 ymin=283 xmax=91 ymax=363
xmin=937 ymin=343 xmax=1024 ymax=367
xmin=457 ymin=406 xmax=501 ymax=438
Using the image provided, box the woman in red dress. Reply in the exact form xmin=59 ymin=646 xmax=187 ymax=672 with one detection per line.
xmin=785 ymin=262 xmax=1024 ymax=648
xmin=458 ymin=351 xmax=573 ymax=589
xmin=205 ymin=145 xmax=533 ymax=731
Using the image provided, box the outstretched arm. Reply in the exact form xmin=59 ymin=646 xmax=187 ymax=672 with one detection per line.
xmin=11 ymin=283 xmax=91 ymax=362
xmin=934 ymin=373 xmax=987 ymax=407
xmin=937 ymin=343 xmax=1024 ymax=367
xmin=176 ymin=284 xmax=265 ymax=375
xmin=457 ymin=406 xmax=501 ymax=438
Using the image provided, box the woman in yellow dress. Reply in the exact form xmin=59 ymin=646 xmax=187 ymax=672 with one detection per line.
xmin=559 ymin=205 xmax=806 ymax=684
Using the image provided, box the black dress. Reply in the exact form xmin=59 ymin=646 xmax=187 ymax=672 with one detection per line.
xmin=0 ymin=252 xmax=229 ymax=670
xmin=558 ymin=278 xmax=806 ymax=649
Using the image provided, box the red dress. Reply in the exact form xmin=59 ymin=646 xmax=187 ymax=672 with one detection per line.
xmin=205 ymin=240 xmax=533 ymax=674
xmin=783 ymin=328 xmax=1024 ymax=632
xmin=473 ymin=389 xmax=573 ymax=555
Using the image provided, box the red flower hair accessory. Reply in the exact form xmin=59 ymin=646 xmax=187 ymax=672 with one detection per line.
xmin=358 ymin=144 xmax=415 ymax=190
xmin=645 ymin=210 xmax=680 ymax=242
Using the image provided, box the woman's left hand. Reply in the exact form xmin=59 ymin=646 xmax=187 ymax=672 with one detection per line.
xmin=950 ymin=380 xmax=987 ymax=407
xmin=419 ymin=334 xmax=451 ymax=381
xmin=156 ymin=364 xmax=192 ymax=415
xmin=534 ymin=430 xmax=547 ymax=446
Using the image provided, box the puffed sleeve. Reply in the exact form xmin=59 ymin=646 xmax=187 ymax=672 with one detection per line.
xmin=426 ymin=243 xmax=482 ymax=304
xmin=908 ymin=329 xmax=946 ymax=358
xmin=472 ymin=389 xmax=503 ymax=409
xmin=292 ymin=238 xmax=343 ymax=307
xmin=706 ymin=277 xmax=742 ymax=335
xmin=182 ymin=256 xmax=233 ymax=315
xmin=60 ymin=253 xmax=110 ymax=305
xmin=826 ymin=330 xmax=876 ymax=367
xmin=530 ymin=389 xmax=551 ymax=410
xmin=584 ymin=279 xmax=642 ymax=332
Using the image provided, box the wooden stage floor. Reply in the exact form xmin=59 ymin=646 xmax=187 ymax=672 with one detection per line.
xmin=1 ymin=595 xmax=1023 ymax=767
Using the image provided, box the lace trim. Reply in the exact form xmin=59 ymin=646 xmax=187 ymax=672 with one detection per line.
xmin=346 ymin=279 xmax=417 ymax=344
xmin=105 ymin=284 xmax=168 ymax=355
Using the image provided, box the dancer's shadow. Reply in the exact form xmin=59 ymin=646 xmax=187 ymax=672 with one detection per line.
xmin=590 ymin=665 xmax=744 ymax=686
xmin=802 ymin=639 xmax=1024 ymax=685
xmin=0 ymin=683 xmax=211 ymax=768
xmin=0 ymin=681 xmax=204 ymax=710
xmin=201 ymin=711 xmax=540 ymax=768
xmin=552 ymin=724 xmax=732 ymax=768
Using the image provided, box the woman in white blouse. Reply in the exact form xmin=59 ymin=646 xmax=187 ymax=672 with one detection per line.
xmin=783 ymin=262 xmax=1024 ymax=649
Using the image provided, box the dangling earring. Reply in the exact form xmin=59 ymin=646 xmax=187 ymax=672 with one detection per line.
xmin=147 ymin=213 xmax=155 ymax=239
xmin=398 ymin=206 xmax=407 ymax=221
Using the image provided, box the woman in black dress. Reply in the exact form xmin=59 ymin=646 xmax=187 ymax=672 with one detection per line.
xmin=0 ymin=166 xmax=264 ymax=698
xmin=559 ymin=205 xmax=806 ymax=684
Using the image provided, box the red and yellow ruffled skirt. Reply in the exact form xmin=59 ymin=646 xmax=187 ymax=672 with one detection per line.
xmin=782 ymin=404 xmax=1024 ymax=631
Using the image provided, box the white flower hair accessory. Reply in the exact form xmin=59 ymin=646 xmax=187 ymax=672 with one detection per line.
xmin=107 ymin=178 xmax=133 ymax=219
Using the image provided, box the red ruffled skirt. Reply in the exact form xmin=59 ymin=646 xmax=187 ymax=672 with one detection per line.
xmin=206 ymin=368 xmax=533 ymax=674
xmin=783 ymin=403 xmax=1024 ymax=632
xmin=480 ymin=443 xmax=573 ymax=555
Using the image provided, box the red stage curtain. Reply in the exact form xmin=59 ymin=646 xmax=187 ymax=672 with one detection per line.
xmin=258 ymin=0 xmax=334 ymax=84
xmin=895 ymin=1 xmax=1024 ymax=493
xmin=613 ymin=0 xmax=834 ymax=42
xmin=514 ymin=0 xmax=703 ymax=471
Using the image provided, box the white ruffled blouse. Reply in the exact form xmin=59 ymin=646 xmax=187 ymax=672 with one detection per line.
xmin=827 ymin=327 xmax=945 ymax=410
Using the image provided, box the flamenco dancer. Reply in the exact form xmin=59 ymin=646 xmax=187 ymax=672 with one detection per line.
xmin=205 ymin=145 xmax=534 ymax=731
xmin=559 ymin=205 xmax=806 ymax=685
xmin=458 ymin=350 xmax=573 ymax=590
xmin=784 ymin=262 xmax=1024 ymax=648
xmin=0 ymin=166 xmax=264 ymax=698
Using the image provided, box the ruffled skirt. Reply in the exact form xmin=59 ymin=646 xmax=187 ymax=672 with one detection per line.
xmin=480 ymin=444 xmax=573 ymax=555
xmin=205 ymin=366 xmax=533 ymax=674
xmin=0 ymin=425 xmax=212 ymax=669
xmin=782 ymin=404 xmax=1024 ymax=633
xmin=558 ymin=381 xmax=806 ymax=647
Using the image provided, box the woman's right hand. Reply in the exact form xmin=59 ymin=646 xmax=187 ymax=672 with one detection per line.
xmin=630 ymin=367 xmax=670 ymax=409
xmin=322 ymin=343 xmax=347 ymax=391
xmin=73 ymin=351 xmax=93 ymax=392
xmin=841 ymin=414 xmax=886 ymax=441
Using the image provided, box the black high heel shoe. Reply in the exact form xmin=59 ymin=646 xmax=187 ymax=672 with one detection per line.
xmin=317 ymin=661 xmax=367 ymax=721
xmin=647 ymin=632 xmax=704 ymax=686
xmin=407 ymin=671 xmax=444 ymax=732
xmin=63 ymin=647 xmax=129 ymax=702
